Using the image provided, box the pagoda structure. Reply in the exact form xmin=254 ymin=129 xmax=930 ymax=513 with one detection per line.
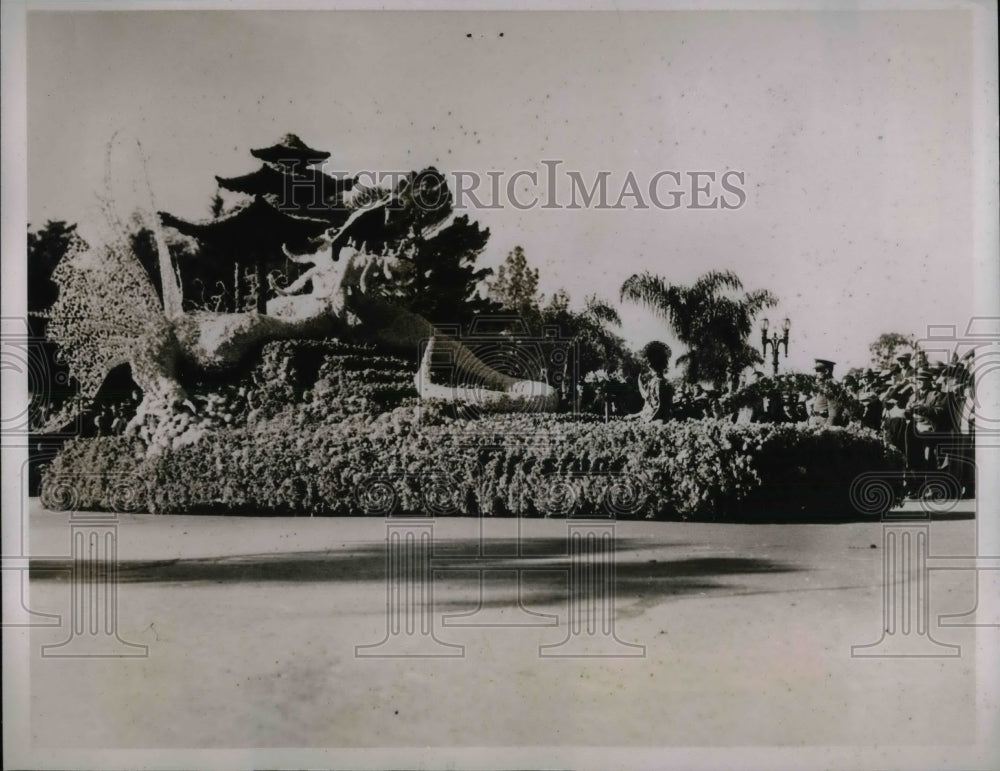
xmin=159 ymin=134 xmax=354 ymax=314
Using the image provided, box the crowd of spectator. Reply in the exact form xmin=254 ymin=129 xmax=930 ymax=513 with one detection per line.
xmin=633 ymin=345 xmax=976 ymax=499
xmin=859 ymin=352 xmax=976 ymax=498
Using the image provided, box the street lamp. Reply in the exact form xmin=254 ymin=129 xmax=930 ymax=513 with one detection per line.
xmin=761 ymin=317 xmax=791 ymax=375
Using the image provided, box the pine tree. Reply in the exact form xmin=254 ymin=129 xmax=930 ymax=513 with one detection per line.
xmin=486 ymin=245 xmax=543 ymax=329
xmin=363 ymin=170 xmax=499 ymax=328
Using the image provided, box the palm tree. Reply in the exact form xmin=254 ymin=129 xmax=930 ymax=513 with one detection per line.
xmin=581 ymin=294 xmax=622 ymax=328
xmin=620 ymin=269 xmax=777 ymax=387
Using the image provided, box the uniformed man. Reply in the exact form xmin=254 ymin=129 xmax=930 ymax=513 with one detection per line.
xmin=764 ymin=384 xmax=789 ymax=423
xmin=807 ymin=359 xmax=836 ymax=426
xmin=907 ymin=369 xmax=939 ymax=490
xmin=940 ymin=362 xmax=975 ymax=498
xmin=793 ymin=392 xmax=810 ymax=423
xmin=747 ymin=371 xmax=768 ymax=422
xmin=881 ymin=378 xmax=911 ymax=475
xmin=880 ymin=360 xmax=915 ymax=417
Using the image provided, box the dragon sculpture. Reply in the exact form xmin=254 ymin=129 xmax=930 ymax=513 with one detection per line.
xmin=44 ymin=147 xmax=556 ymax=453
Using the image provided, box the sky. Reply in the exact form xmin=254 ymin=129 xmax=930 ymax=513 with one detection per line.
xmin=24 ymin=8 xmax=977 ymax=373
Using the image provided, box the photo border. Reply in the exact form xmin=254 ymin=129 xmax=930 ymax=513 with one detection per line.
xmin=3 ymin=1 xmax=997 ymax=769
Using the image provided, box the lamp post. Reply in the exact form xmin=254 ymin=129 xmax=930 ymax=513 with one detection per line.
xmin=761 ymin=317 xmax=791 ymax=375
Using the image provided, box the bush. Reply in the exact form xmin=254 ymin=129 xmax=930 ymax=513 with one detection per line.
xmin=43 ymin=409 xmax=904 ymax=521
xmin=41 ymin=436 xmax=147 ymax=512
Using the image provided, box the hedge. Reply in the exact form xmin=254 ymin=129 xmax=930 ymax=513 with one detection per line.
xmin=42 ymin=407 xmax=904 ymax=521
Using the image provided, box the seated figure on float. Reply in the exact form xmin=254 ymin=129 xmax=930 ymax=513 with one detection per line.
xmin=631 ymin=341 xmax=673 ymax=422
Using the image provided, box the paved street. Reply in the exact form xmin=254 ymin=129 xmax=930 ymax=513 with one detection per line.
xmin=21 ymin=499 xmax=994 ymax=755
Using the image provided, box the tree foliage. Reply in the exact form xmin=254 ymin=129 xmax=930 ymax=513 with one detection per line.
xmin=486 ymin=245 xmax=542 ymax=326
xmin=27 ymin=221 xmax=90 ymax=427
xmin=621 ymin=269 xmax=777 ymax=386
xmin=362 ymin=170 xmax=498 ymax=327
xmin=28 ymin=220 xmax=88 ymax=321
xmin=130 ymin=218 xmax=248 ymax=313
xmin=868 ymin=332 xmax=926 ymax=370
xmin=542 ymin=292 xmax=636 ymax=378
xmin=539 ymin=289 xmax=641 ymax=413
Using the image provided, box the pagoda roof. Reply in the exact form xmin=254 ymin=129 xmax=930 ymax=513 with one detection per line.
xmin=159 ymin=196 xmax=332 ymax=251
xmin=250 ymin=133 xmax=331 ymax=167
xmin=215 ymin=165 xmax=354 ymax=219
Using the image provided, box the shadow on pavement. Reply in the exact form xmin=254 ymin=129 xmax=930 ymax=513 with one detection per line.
xmin=30 ymin=536 xmax=801 ymax=605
